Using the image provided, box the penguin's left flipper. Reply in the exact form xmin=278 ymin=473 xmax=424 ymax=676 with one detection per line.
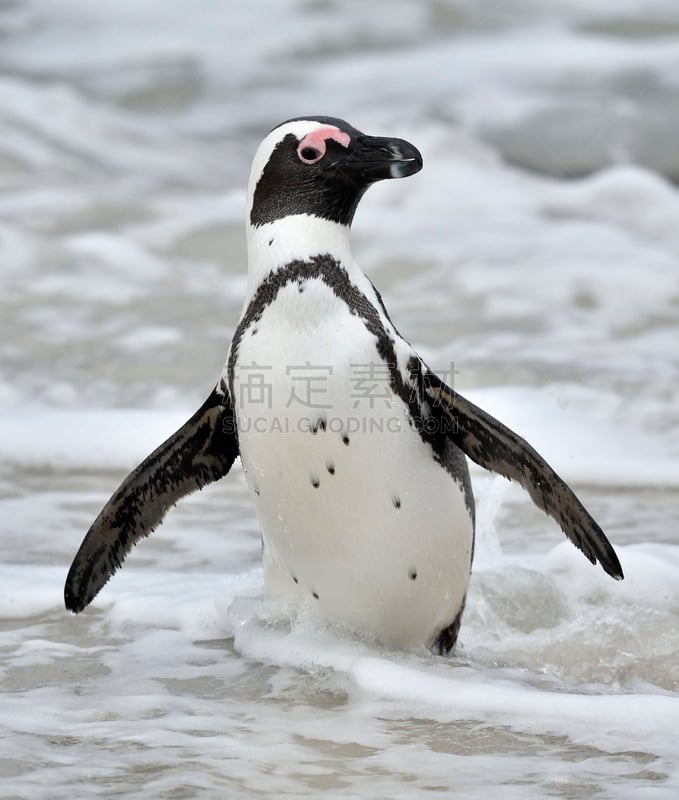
xmin=425 ymin=371 xmax=623 ymax=580
xmin=64 ymin=385 xmax=239 ymax=613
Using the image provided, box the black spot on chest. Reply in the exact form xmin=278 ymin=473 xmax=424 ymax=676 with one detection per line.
xmin=311 ymin=416 xmax=327 ymax=434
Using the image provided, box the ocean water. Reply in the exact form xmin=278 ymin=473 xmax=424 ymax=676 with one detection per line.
xmin=1 ymin=1 xmax=679 ymax=797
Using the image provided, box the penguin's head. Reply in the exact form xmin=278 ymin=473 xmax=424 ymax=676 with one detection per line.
xmin=247 ymin=116 xmax=422 ymax=229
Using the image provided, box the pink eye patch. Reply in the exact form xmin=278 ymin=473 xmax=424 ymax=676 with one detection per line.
xmin=297 ymin=126 xmax=351 ymax=164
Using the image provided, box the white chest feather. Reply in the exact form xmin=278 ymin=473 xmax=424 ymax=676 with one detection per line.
xmin=228 ymin=277 xmax=473 ymax=649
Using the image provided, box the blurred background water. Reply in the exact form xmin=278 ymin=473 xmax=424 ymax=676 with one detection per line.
xmin=1 ymin=1 xmax=679 ymax=798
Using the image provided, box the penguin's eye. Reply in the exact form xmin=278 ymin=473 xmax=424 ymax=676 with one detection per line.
xmin=297 ymin=142 xmax=326 ymax=164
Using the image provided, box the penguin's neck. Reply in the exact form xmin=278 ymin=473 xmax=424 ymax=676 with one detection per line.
xmin=245 ymin=214 xmax=355 ymax=296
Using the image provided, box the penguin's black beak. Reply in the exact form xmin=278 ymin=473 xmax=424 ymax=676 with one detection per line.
xmin=329 ymin=135 xmax=423 ymax=185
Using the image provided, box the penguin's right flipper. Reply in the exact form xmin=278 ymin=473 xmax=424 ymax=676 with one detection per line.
xmin=424 ymin=371 xmax=623 ymax=581
xmin=64 ymin=385 xmax=239 ymax=613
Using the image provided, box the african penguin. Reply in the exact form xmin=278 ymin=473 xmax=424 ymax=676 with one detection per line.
xmin=65 ymin=116 xmax=623 ymax=654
